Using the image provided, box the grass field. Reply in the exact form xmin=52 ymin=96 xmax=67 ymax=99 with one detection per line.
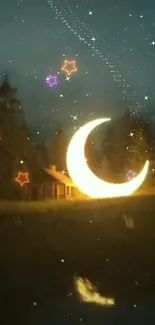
xmin=1 ymin=193 xmax=155 ymax=324
xmin=0 ymin=185 xmax=154 ymax=215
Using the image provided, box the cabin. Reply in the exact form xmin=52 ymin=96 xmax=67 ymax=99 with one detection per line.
xmin=44 ymin=165 xmax=82 ymax=199
xmin=21 ymin=165 xmax=83 ymax=200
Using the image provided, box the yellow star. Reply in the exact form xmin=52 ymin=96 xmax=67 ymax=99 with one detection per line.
xmin=15 ymin=172 xmax=30 ymax=187
xmin=61 ymin=60 xmax=77 ymax=76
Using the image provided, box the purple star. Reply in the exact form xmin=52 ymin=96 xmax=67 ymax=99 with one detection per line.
xmin=45 ymin=74 xmax=58 ymax=87
xmin=126 ymin=170 xmax=136 ymax=180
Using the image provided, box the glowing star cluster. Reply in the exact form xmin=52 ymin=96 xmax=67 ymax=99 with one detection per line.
xmin=45 ymin=60 xmax=77 ymax=89
xmin=45 ymin=75 xmax=58 ymax=87
xmin=47 ymin=0 xmax=147 ymax=114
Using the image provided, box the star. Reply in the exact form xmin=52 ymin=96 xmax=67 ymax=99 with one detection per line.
xmin=61 ymin=169 xmax=66 ymax=175
xmin=88 ymin=11 xmax=93 ymax=15
xmin=129 ymin=132 xmax=134 ymax=137
xmin=33 ymin=301 xmax=38 ymax=306
xmin=20 ymin=160 xmax=24 ymax=164
xmin=91 ymin=37 xmax=96 ymax=42
xmin=61 ymin=60 xmax=78 ymax=76
xmin=71 ymin=114 xmax=78 ymax=121
xmin=151 ymin=41 xmax=155 ymax=46
xmin=45 ymin=75 xmax=58 ymax=87
xmin=65 ymin=76 xmax=71 ymax=81
xmin=15 ymin=172 xmax=30 ymax=186
xmin=144 ymin=95 xmax=149 ymax=100
xmin=126 ymin=170 xmax=136 ymax=180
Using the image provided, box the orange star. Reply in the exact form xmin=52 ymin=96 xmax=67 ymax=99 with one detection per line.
xmin=61 ymin=60 xmax=77 ymax=76
xmin=15 ymin=172 xmax=30 ymax=187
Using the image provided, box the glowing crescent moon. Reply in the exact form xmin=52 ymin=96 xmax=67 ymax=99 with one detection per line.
xmin=66 ymin=118 xmax=149 ymax=198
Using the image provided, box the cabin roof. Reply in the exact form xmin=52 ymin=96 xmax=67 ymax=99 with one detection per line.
xmin=44 ymin=167 xmax=75 ymax=187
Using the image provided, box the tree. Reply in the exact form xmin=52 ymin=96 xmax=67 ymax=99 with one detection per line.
xmin=35 ymin=143 xmax=50 ymax=168
xmin=0 ymin=74 xmax=40 ymax=198
xmin=101 ymin=111 xmax=150 ymax=181
xmin=48 ymin=125 xmax=69 ymax=171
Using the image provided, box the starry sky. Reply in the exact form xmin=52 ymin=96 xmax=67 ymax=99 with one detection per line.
xmin=1 ymin=0 xmax=155 ymax=131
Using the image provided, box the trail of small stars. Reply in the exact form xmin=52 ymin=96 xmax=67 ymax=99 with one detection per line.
xmin=16 ymin=0 xmax=24 ymax=7
xmin=48 ymin=0 xmax=148 ymax=114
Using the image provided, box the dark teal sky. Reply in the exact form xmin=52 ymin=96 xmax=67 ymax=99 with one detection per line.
xmin=0 ymin=0 xmax=155 ymax=131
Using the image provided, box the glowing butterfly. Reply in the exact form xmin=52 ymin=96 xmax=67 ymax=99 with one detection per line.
xmin=45 ymin=75 xmax=58 ymax=87
xmin=75 ymin=277 xmax=115 ymax=307
xmin=123 ymin=214 xmax=134 ymax=229
xmin=15 ymin=172 xmax=30 ymax=186
xmin=61 ymin=60 xmax=77 ymax=76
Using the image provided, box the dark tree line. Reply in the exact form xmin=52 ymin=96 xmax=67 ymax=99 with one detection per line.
xmin=100 ymin=111 xmax=151 ymax=181
xmin=0 ymin=75 xmax=70 ymax=199
xmin=0 ymin=74 xmax=153 ymax=198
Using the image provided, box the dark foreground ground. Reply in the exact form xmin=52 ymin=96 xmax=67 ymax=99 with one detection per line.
xmin=1 ymin=196 xmax=155 ymax=324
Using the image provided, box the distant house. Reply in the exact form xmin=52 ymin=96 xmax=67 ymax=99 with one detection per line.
xmin=44 ymin=165 xmax=82 ymax=199
xmin=19 ymin=165 xmax=84 ymax=201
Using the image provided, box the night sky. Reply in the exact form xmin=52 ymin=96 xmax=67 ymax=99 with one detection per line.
xmin=2 ymin=2 xmax=155 ymax=323
xmin=1 ymin=0 xmax=155 ymax=130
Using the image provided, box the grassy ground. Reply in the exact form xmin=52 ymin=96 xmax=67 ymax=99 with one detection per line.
xmin=1 ymin=193 xmax=155 ymax=324
xmin=0 ymin=185 xmax=154 ymax=215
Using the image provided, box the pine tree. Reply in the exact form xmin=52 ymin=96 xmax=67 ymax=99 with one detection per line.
xmin=49 ymin=125 xmax=69 ymax=171
xmin=0 ymin=74 xmax=39 ymax=198
xmin=102 ymin=111 xmax=150 ymax=180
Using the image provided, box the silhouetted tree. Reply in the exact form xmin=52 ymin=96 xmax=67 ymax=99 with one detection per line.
xmin=0 ymin=75 xmax=40 ymax=198
xmin=35 ymin=143 xmax=50 ymax=168
xmin=49 ymin=125 xmax=69 ymax=171
xmin=102 ymin=111 xmax=150 ymax=179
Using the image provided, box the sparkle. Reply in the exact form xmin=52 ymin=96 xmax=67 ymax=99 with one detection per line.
xmin=33 ymin=301 xmax=37 ymax=306
xmin=65 ymin=76 xmax=71 ymax=81
xmin=61 ymin=169 xmax=66 ymax=175
xmin=71 ymin=114 xmax=78 ymax=121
